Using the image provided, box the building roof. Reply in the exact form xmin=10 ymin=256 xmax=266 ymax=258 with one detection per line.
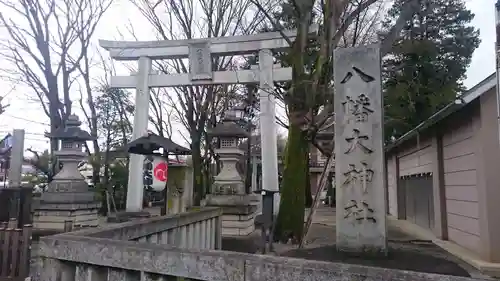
xmin=386 ymin=73 xmax=496 ymax=152
xmin=127 ymin=132 xmax=191 ymax=156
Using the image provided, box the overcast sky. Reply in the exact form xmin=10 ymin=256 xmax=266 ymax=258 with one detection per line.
xmin=0 ymin=0 xmax=495 ymax=154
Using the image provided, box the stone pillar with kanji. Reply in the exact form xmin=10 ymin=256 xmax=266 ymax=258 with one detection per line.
xmin=334 ymin=44 xmax=387 ymax=255
xmin=33 ymin=115 xmax=100 ymax=231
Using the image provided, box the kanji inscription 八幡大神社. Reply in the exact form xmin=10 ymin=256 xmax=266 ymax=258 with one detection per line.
xmin=345 ymin=128 xmax=373 ymax=154
xmin=344 ymin=200 xmax=376 ymax=223
xmin=334 ymin=44 xmax=387 ymax=253
xmin=343 ymin=162 xmax=374 ymax=194
xmin=342 ymin=72 xmax=375 ymax=198
xmin=342 ymin=94 xmax=374 ymax=124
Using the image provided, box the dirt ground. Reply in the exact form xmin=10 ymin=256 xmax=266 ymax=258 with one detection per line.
xmin=236 ymin=207 xmax=495 ymax=279
xmin=281 ymin=222 xmax=471 ymax=277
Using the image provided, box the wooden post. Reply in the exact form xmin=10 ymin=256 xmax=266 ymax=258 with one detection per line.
xmin=1 ymin=227 xmax=11 ymax=275
xmin=19 ymin=187 xmax=33 ymax=228
xmin=18 ymin=225 xmax=32 ymax=279
xmin=0 ymin=190 xmax=8 ymax=223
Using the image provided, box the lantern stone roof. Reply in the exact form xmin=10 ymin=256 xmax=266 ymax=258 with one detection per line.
xmin=47 ymin=115 xmax=95 ymax=141
xmin=207 ymin=120 xmax=249 ymax=138
xmin=127 ymin=132 xmax=191 ymax=156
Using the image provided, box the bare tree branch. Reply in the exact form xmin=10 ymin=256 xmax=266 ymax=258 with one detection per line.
xmin=0 ymin=0 xmax=112 ymax=157
xmin=380 ymin=0 xmax=419 ymax=54
xmin=249 ymin=0 xmax=293 ymax=45
xmin=126 ymin=0 xmax=267 ymax=204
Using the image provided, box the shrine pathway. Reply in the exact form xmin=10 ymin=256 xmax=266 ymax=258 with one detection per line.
xmin=275 ymin=205 xmax=494 ymax=279
xmin=273 ymin=206 xmax=413 ymax=252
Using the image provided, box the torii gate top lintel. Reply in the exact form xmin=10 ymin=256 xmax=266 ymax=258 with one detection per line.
xmin=99 ymin=25 xmax=318 ymax=61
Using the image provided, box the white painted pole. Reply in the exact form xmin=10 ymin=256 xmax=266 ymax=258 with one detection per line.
xmin=8 ymin=129 xmax=24 ymax=187
xmin=126 ymin=57 xmax=152 ymax=212
xmin=258 ymin=49 xmax=280 ymax=214
xmin=251 ymin=156 xmax=258 ymax=192
xmin=495 ymin=1 xmax=500 ymax=147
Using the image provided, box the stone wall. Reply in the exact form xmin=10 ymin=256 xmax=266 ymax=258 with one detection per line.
xmin=34 ymin=228 xmax=486 ymax=281
xmin=67 ymin=207 xmax=223 ymax=249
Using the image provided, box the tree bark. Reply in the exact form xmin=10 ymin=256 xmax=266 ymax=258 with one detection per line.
xmin=274 ymin=122 xmax=309 ymax=243
xmin=191 ymin=138 xmax=204 ymax=206
xmin=305 ymin=153 xmax=313 ymax=208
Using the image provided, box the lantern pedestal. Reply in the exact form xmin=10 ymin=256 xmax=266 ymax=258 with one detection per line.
xmin=206 ymin=147 xmax=259 ymax=236
xmin=206 ymin=194 xmax=259 ymax=236
xmin=33 ymin=179 xmax=101 ymax=230
xmin=33 ymin=115 xmax=101 ymax=231
xmin=212 ymin=148 xmax=245 ymax=194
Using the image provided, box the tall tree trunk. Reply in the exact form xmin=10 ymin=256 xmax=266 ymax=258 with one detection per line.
xmin=305 ymin=154 xmax=313 ymax=208
xmin=191 ymin=138 xmax=204 ymax=206
xmin=203 ymin=161 xmax=211 ymax=196
xmin=274 ymin=122 xmax=309 ymax=243
xmin=103 ymin=142 xmax=111 ymax=187
xmin=91 ymin=139 xmax=101 ymax=187
xmin=99 ymin=134 xmax=112 ymax=215
xmin=49 ymin=92 xmax=60 ymax=182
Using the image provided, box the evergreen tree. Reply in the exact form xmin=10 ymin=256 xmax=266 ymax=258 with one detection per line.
xmin=383 ymin=0 xmax=480 ymax=141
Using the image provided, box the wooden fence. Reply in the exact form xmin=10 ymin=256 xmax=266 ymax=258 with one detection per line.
xmin=0 ymin=187 xmax=33 ymax=229
xmin=0 ymin=220 xmax=32 ymax=281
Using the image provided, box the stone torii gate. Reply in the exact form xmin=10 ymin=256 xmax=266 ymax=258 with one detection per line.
xmin=99 ymin=29 xmax=313 ymax=213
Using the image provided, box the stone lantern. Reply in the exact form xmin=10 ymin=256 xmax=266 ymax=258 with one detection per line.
xmin=52 ymin=115 xmax=95 ymax=180
xmin=206 ymin=108 xmax=259 ymax=237
xmin=208 ymin=109 xmax=249 ymax=195
xmin=33 ymin=115 xmax=100 ymax=231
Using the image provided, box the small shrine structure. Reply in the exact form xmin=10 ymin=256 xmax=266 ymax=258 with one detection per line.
xmin=122 ymin=132 xmax=192 ymax=219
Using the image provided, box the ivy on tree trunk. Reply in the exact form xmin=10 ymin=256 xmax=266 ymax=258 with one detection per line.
xmin=305 ymin=153 xmax=313 ymax=208
xmin=274 ymin=123 xmax=308 ymax=243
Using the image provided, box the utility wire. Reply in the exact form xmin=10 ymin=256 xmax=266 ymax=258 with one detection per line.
xmin=3 ymin=114 xmax=50 ymax=126
xmin=0 ymin=131 xmax=46 ymax=136
xmin=23 ymin=137 xmax=49 ymax=143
